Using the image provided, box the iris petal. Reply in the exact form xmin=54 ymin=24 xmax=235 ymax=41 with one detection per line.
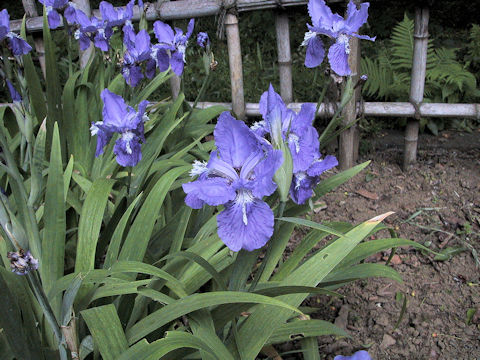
xmin=214 ymin=112 xmax=261 ymax=168
xmin=308 ymin=0 xmax=335 ymax=29
xmin=182 ymin=178 xmax=236 ymax=207
xmin=345 ymin=1 xmax=370 ymax=33
xmin=307 ymin=155 xmax=338 ymax=176
xmin=101 ymin=89 xmax=129 ymax=129
xmin=328 ymin=40 xmax=351 ymax=76
xmin=217 ymin=198 xmax=274 ymax=251
xmin=305 ymin=35 xmax=325 ymax=68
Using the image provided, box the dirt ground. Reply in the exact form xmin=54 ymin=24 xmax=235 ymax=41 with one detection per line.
xmin=281 ymin=129 xmax=480 ymax=360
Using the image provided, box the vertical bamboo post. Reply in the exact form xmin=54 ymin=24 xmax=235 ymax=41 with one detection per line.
xmin=275 ymin=12 xmax=293 ymax=104
xmin=404 ymin=7 xmax=429 ymax=169
xmin=22 ymin=0 xmax=46 ymax=77
xmin=338 ymin=27 xmax=361 ymax=170
xmin=225 ymin=13 xmax=246 ymax=120
xmin=169 ymin=74 xmax=181 ymax=100
xmin=72 ymin=0 xmax=93 ymax=68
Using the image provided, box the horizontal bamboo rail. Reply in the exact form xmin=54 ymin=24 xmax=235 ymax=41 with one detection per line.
xmin=9 ymin=0 xmax=344 ymax=34
xmin=2 ymin=101 xmax=478 ymax=118
xmin=187 ymin=101 xmax=480 ymax=118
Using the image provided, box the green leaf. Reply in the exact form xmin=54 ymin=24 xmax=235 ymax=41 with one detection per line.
xmin=234 ymin=212 xmax=394 ymax=359
xmin=81 ymin=305 xmax=128 ymax=360
xmin=273 ymin=222 xmax=352 ymax=282
xmin=109 ymin=261 xmax=187 ymax=297
xmin=162 ymin=251 xmax=227 ymax=291
xmin=28 ymin=126 xmax=46 ymax=207
xmin=42 ymin=123 xmax=65 ymax=312
xmin=434 ymin=246 xmax=467 ymax=261
xmin=75 ymin=178 xmax=114 ymax=273
xmin=189 ymin=310 xmax=234 ymax=360
xmin=42 ymin=10 xmax=64 ymax=156
xmin=135 ymin=71 xmax=172 ymax=103
xmin=91 ymin=279 xmax=152 ymax=300
xmin=126 ymin=291 xmax=305 ymax=344
xmin=258 ymin=222 xmax=295 ymax=282
xmin=131 ymin=95 xmax=186 ymax=193
xmin=118 ymin=166 xmax=189 ymax=263
xmin=118 ymin=331 xmax=224 ymax=360
xmin=0 ymin=271 xmax=33 ymax=360
xmin=300 ymin=337 xmax=321 ymax=360
xmin=339 ymin=237 xmax=436 ymax=268
xmin=322 ymin=263 xmax=403 ymax=288
xmin=278 ymin=217 xmax=348 ymax=238
xmin=267 ymin=319 xmax=348 ymax=344
xmin=63 ymin=155 xmax=74 ymax=202
xmin=21 ymin=18 xmax=46 ymax=123
xmin=61 ymin=274 xmax=83 ymax=326
xmin=103 ymin=194 xmax=142 ymax=269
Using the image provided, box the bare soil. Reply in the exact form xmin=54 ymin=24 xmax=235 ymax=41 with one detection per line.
xmin=282 ymin=129 xmax=480 ymax=360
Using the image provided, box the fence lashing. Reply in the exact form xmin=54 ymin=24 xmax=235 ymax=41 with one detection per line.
xmin=404 ymin=7 xmax=429 ymax=169
xmin=275 ymin=11 xmax=293 ymax=104
xmin=21 ymin=0 xmax=46 ymax=77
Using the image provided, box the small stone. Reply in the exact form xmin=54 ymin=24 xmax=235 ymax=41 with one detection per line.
xmin=380 ymin=334 xmax=396 ymax=348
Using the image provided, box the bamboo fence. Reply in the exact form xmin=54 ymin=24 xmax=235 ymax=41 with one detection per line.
xmin=6 ymin=0 xmax=480 ymax=170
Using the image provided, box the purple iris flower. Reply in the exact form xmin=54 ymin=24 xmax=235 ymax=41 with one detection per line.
xmin=153 ymin=18 xmax=194 ymax=76
xmin=0 ymin=9 xmax=32 ymax=55
xmin=122 ymin=27 xmax=152 ymax=87
xmin=252 ymin=84 xmax=337 ymax=205
xmin=38 ymin=0 xmax=68 ymax=29
xmin=183 ymin=112 xmax=283 ymax=252
xmin=100 ymin=0 xmax=134 ymax=29
xmin=334 ymin=350 xmax=372 ymax=360
xmin=303 ymin=0 xmax=375 ymax=76
xmin=7 ymin=250 xmax=39 ymax=275
xmin=197 ymin=32 xmax=210 ymax=48
xmin=6 ymin=80 xmax=22 ymax=102
xmin=90 ymin=89 xmax=149 ymax=167
xmin=72 ymin=9 xmax=112 ymax=51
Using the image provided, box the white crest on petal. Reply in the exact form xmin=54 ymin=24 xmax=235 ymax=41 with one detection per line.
xmin=295 ymin=172 xmax=307 ymax=190
xmin=177 ymin=44 xmax=187 ymax=62
xmin=251 ymin=120 xmax=266 ymax=131
xmin=74 ymin=29 xmax=81 ymax=40
xmin=122 ymin=131 xmax=135 ymax=154
xmin=288 ymin=133 xmax=300 ymax=153
xmin=337 ymin=34 xmax=350 ymax=54
xmin=90 ymin=121 xmax=102 ymax=136
xmin=301 ymin=31 xmax=317 ymax=47
xmin=235 ymin=189 xmax=255 ymax=226
xmin=189 ymin=160 xmax=208 ymax=177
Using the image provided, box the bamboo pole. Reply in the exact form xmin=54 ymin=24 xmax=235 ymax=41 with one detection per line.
xmin=404 ymin=7 xmax=429 ymax=169
xmin=72 ymin=0 xmax=93 ymax=68
xmin=184 ymin=101 xmax=480 ymax=118
xmin=21 ymin=0 xmax=46 ymax=78
xmin=275 ymin=12 xmax=293 ymax=103
xmin=2 ymin=101 xmax=479 ymax=118
xmin=10 ymin=0 xmax=346 ymax=34
xmin=169 ymin=75 xmax=181 ymax=100
xmin=225 ymin=13 xmax=246 ymax=120
xmin=338 ymin=4 xmax=361 ymax=170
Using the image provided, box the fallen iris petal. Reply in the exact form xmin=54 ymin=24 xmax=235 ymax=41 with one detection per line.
xmin=334 ymin=350 xmax=372 ymax=360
